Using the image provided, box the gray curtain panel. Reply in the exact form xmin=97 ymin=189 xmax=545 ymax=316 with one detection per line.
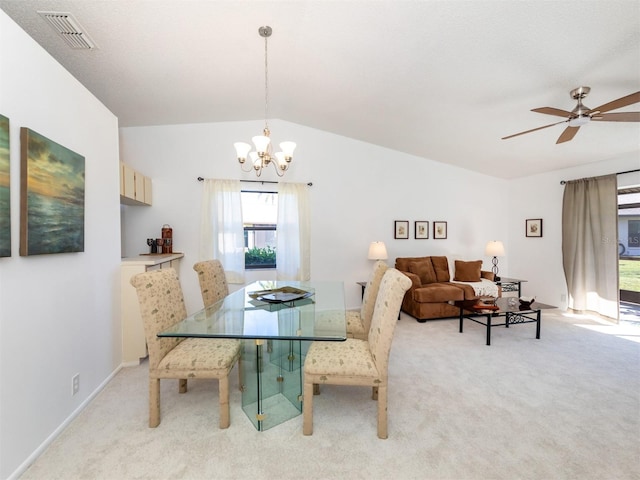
xmin=562 ymin=174 xmax=619 ymax=320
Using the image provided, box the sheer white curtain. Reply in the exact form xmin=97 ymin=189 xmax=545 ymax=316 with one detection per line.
xmin=199 ymin=179 xmax=245 ymax=284
xmin=562 ymin=174 xmax=618 ymax=320
xmin=276 ymin=182 xmax=310 ymax=281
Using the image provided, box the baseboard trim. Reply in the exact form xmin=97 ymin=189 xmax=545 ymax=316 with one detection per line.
xmin=7 ymin=364 xmax=124 ymax=480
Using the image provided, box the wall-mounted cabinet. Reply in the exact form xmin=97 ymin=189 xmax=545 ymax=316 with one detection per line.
xmin=120 ymin=161 xmax=152 ymax=206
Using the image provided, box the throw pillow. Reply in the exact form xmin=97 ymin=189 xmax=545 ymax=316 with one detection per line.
xmin=454 ymin=260 xmax=482 ymax=282
xmin=431 ymin=256 xmax=450 ymax=282
xmin=408 ymin=261 xmax=437 ymax=285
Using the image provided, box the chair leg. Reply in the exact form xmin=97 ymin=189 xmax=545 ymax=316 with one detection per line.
xmin=372 ymin=386 xmax=378 ymax=400
xmin=149 ymin=378 xmax=161 ymax=428
xmin=376 ymin=384 xmax=388 ymax=439
xmin=303 ymin=380 xmax=314 ymax=435
xmin=218 ymin=375 xmax=230 ymax=429
xmin=178 ymin=379 xmax=187 ymax=393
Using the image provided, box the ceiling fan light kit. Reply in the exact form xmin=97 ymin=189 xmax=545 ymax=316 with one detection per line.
xmin=502 ymin=87 xmax=640 ymax=144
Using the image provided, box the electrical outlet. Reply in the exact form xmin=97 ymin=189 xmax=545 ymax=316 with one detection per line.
xmin=72 ymin=374 xmax=80 ymax=396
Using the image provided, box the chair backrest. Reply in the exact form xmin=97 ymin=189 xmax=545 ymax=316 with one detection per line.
xmin=193 ymin=260 xmax=229 ymax=307
xmin=360 ymin=260 xmax=389 ymax=331
xmin=130 ymin=268 xmax=187 ymax=369
xmin=367 ymin=268 xmax=412 ymax=379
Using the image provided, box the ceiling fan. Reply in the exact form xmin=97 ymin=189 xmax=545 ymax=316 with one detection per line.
xmin=502 ymin=86 xmax=640 ymax=144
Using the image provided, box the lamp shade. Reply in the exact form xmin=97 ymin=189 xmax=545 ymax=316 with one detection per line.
xmin=368 ymin=241 xmax=388 ymax=260
xmin=279 ymin=141 xmax=296 ymax=158
xmin=485 ymin=240 xmax=505 ymax=257
xmin=234 ymin=142 xmax=251 ymax=160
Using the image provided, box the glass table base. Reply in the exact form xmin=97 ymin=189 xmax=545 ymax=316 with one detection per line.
xmin=240 ymin=338 xmax=310 ymax=430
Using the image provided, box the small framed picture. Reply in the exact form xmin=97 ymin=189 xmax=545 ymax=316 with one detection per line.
xmin=394 ymin=220 xmax=409 ymax=239
xmin=415 ymin=221 xmax=429 ymax=239
xmin=526 ymin=218 xmax=543 ymax=237
xmin=433 ymin=221 xmax=447 ymax=239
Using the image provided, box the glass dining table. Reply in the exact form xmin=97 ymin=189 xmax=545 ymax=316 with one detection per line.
xmin=158 ymin=280 xmax=347 ymax=431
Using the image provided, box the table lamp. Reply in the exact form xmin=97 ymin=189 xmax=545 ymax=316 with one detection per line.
xmin=485 ymin=240 xmax=505 ymax=281
xmin=368 ymin=241 xmax=388 ymax=261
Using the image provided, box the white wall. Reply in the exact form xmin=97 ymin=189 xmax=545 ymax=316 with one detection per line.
xmin=119 ymin=120 xmax=509 ymax=314
xmin=507 ymin=152 xmax=640 ymax=309
xmin=2 ymin=7 xmax=637 ymax=479
xmin=0 ymin=11 xmax=121 ymax=479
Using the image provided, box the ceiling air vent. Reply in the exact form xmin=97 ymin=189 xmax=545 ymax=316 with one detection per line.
xmin=38 ymin=11 xmax=97 ymax=49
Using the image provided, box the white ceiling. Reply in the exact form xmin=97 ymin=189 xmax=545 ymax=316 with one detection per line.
xmin=1 ymin=0 xmax=639 ymax=179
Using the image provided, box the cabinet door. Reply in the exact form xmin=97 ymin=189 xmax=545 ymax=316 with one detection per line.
xmin=143 ymin=176 xmax=152 ymax=205
xmin=122 ymin=164 xmax=136 ymax=199
xmin=134 ymin=171 xmax=145 ymax=202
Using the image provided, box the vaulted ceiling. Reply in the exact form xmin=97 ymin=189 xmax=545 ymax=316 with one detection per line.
xmin=1 ymin=0 xmax=639 ymax=179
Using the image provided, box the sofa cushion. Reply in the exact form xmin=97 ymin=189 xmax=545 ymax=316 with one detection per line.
xmin=414 ymin=283 xmax=464 ymax=303
xmin=396 ymin=256 xmax=429 ymax=273
xmin=454 ymin=260 xmax=482 ymax=282
xmin=431 ymin=256 xmax=450 ymax=282
xmin=408 ymin=261 xmax=437 ymax=285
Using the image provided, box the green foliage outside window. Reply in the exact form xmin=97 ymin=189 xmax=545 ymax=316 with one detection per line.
xmin=245 ymin=246 xmax=276 ymax=266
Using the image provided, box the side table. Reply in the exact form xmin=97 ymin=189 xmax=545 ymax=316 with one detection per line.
xmin=357 ymin=281 xmax=367 ymax=299
xmin=495 ymin=277 xmax=527 ymax=297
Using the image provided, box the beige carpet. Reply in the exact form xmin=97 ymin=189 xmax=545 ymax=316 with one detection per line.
xmin=20 ymin=310 xmax=640 ymax=480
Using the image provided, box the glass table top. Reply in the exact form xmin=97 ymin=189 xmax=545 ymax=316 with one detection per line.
xmin=158 ymin=280 xmax=347 ymax=341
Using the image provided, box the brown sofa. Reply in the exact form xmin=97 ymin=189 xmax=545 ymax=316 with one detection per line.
xmin=395 ymin=256 xmax=499 ymax=322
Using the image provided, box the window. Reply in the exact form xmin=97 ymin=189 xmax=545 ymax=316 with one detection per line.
xmin=241 ymin=190 xmax=277 ymax=269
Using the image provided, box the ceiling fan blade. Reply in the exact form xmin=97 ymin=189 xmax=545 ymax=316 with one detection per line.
xmin=502 ymin=119 xmax=568 ymax=140
xmin=591 ymin=91 xmax=640 ymax=114
xmin=556 ymin=126 xmax=580 ymax=144
xmin=531 ymin=107 xmax=572 ymax=117
xmin=591 ymin=112 xmax=640 ymax=122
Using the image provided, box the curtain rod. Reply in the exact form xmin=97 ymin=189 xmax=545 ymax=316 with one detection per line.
xmin=197 ymin=177 xmax=312 ymax=186
xmin=559 ymin=168 xmax=640 ymax=185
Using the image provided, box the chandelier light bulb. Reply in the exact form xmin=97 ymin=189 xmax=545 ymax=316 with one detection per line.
xmin=279 ymin=141 xmax=296 ymax=160
xmin=252 ymin=135 xmax=270 ymax=155
xmin=275 ymin=152 xmax=288 ymax=169
xmin=234 ymin=142 xmax=251 ymax=162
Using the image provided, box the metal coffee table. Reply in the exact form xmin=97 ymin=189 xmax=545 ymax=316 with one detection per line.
xmin=455 ymin=297 xmax=555 ymax=345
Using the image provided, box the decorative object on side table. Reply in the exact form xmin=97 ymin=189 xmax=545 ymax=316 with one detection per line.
xmin=485 ymin=240 xmax=505 ymax=281
xmin=433 ymin=221 xmax=447 ymax=239
xmin=526 ymin=219 xmax=543 ymax=237
xmin=415 ymin=221 xmax=429 ymax=239
xmin=473 ymin=296 xmax=499 ymax=313
xmin=394 ymin=220 xmax=409 ymax=239
xmin=519 ymin=296 xmax=536 ymax=309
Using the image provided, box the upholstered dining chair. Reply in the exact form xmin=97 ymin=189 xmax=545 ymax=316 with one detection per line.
xmin=303 ymin=268 xmax=411 ymax=439
xmin=130 ymin=268 xmax=241 ymax=428
xmin=346 ymin=260 xmax=389 ymax=340
xmin=193 ymin=259 xmax=229 ymax=307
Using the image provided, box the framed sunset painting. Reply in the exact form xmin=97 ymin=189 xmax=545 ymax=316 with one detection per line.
xmin=20 ymin=128 xmax=85 ymax=256
xmin=0 ymin=115 xmax=9 ymax=257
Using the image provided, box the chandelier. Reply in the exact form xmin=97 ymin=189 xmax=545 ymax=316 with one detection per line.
xmin=234 ymin=26 xmax=296 ymax=177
